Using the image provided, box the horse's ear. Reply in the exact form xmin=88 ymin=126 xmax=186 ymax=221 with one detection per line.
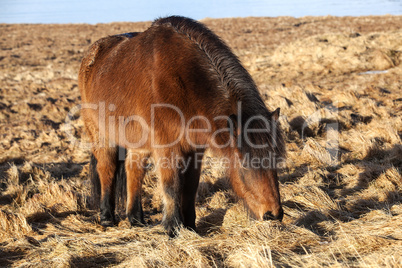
xmin=228 ymin=114 xmax=239 ymax=137
xmin=271 ymin=108 xmax=280 ymax=122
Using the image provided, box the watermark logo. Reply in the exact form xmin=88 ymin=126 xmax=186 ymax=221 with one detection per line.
xmin=124 ymin=151 xmax=286 ymax=173
xmin=63 ymin=101 xmax=340 ymax=169
xmin=64 ymin=101 xmax=279 ymax=151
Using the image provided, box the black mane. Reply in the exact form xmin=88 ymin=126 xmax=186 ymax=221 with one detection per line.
xmin=152 ymin=16 xmax=265 ymax=111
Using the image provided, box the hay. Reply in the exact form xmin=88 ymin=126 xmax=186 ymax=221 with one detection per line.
xmin=0 ymin=15 xmax=401 ymax=267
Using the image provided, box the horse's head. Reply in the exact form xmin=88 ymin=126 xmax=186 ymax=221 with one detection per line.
xmin=231 ymin=166 xmax=283 ymax=221
xmin=228 ymin=108 xmax=285 ymax=221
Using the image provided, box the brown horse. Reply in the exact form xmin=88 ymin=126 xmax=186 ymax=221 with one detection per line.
xmin=78 ymin=16 xmax=286 ymax=236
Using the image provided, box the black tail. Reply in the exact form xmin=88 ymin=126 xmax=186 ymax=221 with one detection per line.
xmin=115 ymin=147 xmax=128 ymax=215
xmin=89 ymin=153 xmax=101 ymax=210
xmin=89 ymin=147 xmax=127 ymax=216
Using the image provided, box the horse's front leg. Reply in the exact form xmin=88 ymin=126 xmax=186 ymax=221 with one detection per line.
xmin=180 ymin=151 xmax=202 ymax=231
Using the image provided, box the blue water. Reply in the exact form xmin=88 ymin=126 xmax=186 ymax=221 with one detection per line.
xmin=0 ymin=0 xmax=401 ymax=24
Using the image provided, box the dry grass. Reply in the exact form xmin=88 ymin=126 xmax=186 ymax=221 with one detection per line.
xmin=0 ymin=15 xmax=401 ymax=267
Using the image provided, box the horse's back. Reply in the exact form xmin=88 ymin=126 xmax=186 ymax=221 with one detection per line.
xmin=78 ymin=22 xmax=228 ymax=148
xmin=78 ymin=32 xmax=140 ymax=98
xmin=80 ymin=25 xmax=218 ymax=112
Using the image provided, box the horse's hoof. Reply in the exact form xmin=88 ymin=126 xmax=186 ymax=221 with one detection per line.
xmin=128 ymin=212 xmax=145 ymax=227
xmin=167 ymin=228 xmax=178 ymax=238
xmin=129 ymin=219 xmax=145 ymax=227
xmin=100 ymin=220 xmax=115 ymax=227
xmin=184 ymin=225 xmax=197 ymax=233
xmin=165 ymin=224 xmax=182 ymax=238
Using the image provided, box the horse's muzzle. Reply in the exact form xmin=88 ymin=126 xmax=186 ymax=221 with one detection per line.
xmin=263 ymin=207 xmax=284 ymax=222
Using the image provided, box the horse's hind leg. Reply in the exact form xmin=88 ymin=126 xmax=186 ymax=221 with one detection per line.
xmin=155 ymin=150 xmax=183 ymax=237
xmin=93 ymin=147 xmax=117 ymax=226
xmin=180 ymin=151 xmax=202 ymax=231
xmin=125 ymin=150 xmax=148 ymax=226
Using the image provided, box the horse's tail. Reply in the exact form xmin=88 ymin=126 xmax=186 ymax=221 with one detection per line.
xmin=89 ymin=153 xmax=101 ymax=209
xmin=88 ymin=147 xmax=127 ymax=215
xmin=115 ymin=147 xmax=128 ymax=214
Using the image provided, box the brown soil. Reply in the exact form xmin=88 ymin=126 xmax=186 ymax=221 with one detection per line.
xmin=0 ymin=15 xmax=401 ymax=267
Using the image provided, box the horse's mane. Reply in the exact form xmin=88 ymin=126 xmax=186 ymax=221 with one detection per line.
xmin=152 ymin=17 xmax=265 ymax=111
xmin=152 ymin=16 xmax=285 ymax=160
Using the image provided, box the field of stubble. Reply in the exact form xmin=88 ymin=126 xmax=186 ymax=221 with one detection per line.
xmin=0 ymin=15 xmax=401 ymax=267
